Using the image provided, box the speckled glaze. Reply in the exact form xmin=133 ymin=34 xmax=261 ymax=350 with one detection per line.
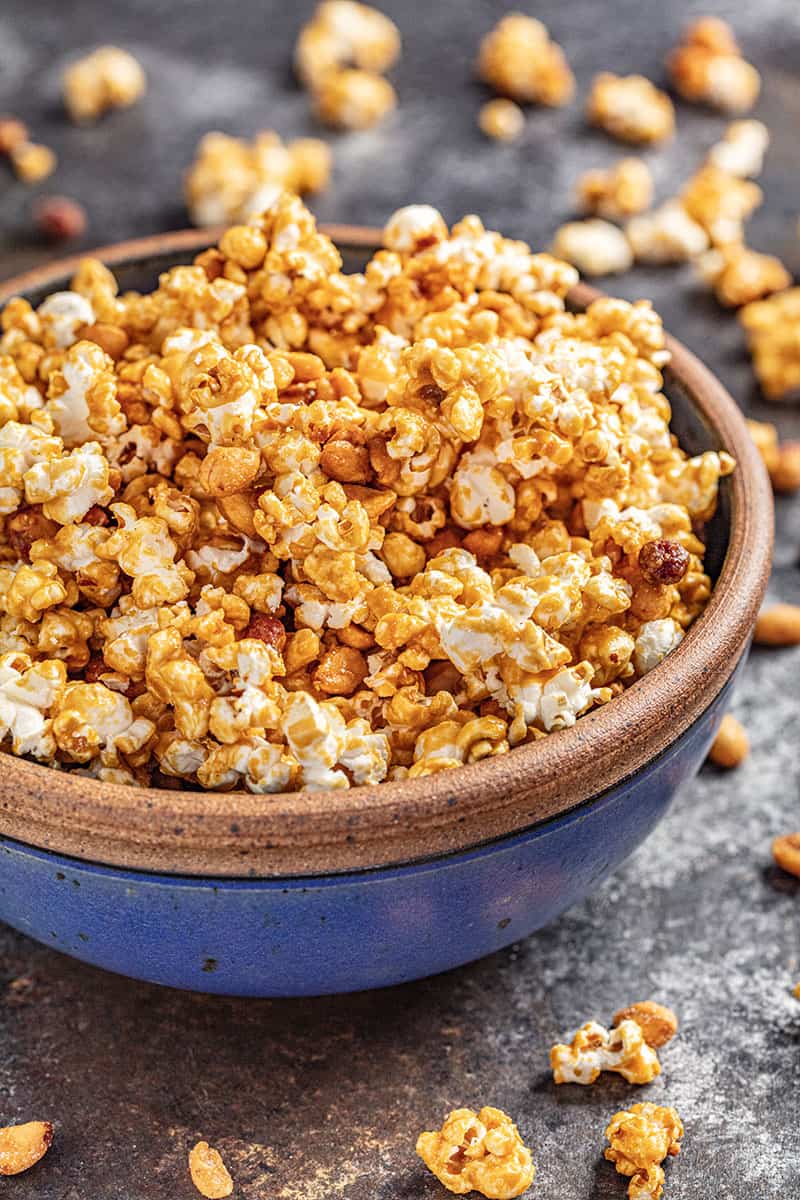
xmin=0 ymin=232 xmax=772 ymax=995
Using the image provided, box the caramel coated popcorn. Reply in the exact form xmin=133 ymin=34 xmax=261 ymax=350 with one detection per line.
xmin=668 ymin=18 xmax=760 ymax=113
xmin=477 ymin=14 xmax=574 ymax=107
xmin=707 ymin=120 xmax=769 ymax=179
xmin=416 ymin=1106 xmax=535 ymax=1198
xmin=698 ymin=244 xmax=790 ymax=308
xmin=740 ymin=288 xmax=800 ymax=400
xmin=184 ymin=131 xmax=332 ymax=227
xmin=550 ymin=1019 xmax=661 ymax=1085
xmin=587 ymin=74 xmax=674 ymax=145
xmin=313 ymin=67 xmax=396 ymax=129
xmin=551 ymin=220 xmax=633 ymax=277
xmin=189 ymin=1141 xmax=233 ymax=1198
xmin=295 ymin=1 xmax=400 ymax=91
xmin=0 ymin=192 xmax=731 ymax=792
xmin=605 ymin=1103 xmax=684 ymax=1200
xmin=63 ymin=46 xmax=146 ymax=122
xmin=626 ymin=202 xmax=708 ymax=265
xmin=681 ymin=165 xmax=761 ymax=246
xmin=577 ymin=159 xmax=653 ymax=222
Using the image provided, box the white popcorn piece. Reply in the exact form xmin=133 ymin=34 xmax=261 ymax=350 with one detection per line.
xmin=37 ymin=291 xmax=95 ymax=350
xmin=626 ymin=202 xmax=709 ymax=264
xmin=551 ymin=1019 xmax=661 ymax=1085
xmin=550 ymin=219 xmax=634 ymax=277
xmin=708 ymin=119 xmax=769 ymax=178
xmin=633 ymin=618 xmax=684 ymax=676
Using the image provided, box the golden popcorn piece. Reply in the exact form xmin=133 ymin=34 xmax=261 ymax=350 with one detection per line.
xmin=295 ymin=0 xmax=400 ymax=92
xmin=611 ymin=1001 xmax=678 ymax=1049
xmin=550 ymin=1019 xmax=661 ymax=1085
xmin=682 ymin=164 xmax=761 ymax=246
xmin=185 ymin=131 xmax=332 ymax=227
xmin=314 ymin=67 xmax=396 ymax=129
xmin=668 ymin=17 xmax=760 ymax=112
xmin=707 ymin=119 xmax=769 ymax=178
xmin=477 ymin=14 xmax=574 ymax=107
xmin=698 ymin=244 xmax=791 ymax=308
xmin=577 ymin=158 xmax=653 ymax=221
xmin=0 ymin=1120 xmax=54 ymax=1176
xmin=479 ymin=99 xmax=525 ymax=143
xmin=550 ymin=220 xmax=633 ymax=277
xmin=63 ymin=46 xmax=146 ymax=122
xmin=0 ymin=192 xmax=731 ymax=791
xmin=188 ymin=1140 xmax=233 ymax=1199
xmin=626 ymin=201 xmax=708 ymax=265
xmin=605 ymin=1102 xmax=684 ymax=1200
xmin=740 ymin=288 xmax=800 ymax=400
xmin=416 ymin=1106 xmax=535 ymax=1199
xmin=587 ymin=74 xmax=674 ymax=145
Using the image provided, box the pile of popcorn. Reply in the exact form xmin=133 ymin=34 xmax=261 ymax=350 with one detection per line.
xmin=0 ymin=193 xmax=732 ymax=793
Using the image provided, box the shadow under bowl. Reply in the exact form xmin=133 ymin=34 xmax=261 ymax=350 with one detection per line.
xmin=0 ymin=228 xmax=772 ymax=996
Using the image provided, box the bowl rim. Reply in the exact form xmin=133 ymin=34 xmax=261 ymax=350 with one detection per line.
xmin=0 ymin=226 xmax=773 ymax=878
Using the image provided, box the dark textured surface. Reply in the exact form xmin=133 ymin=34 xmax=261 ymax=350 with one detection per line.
xmin=1 ymin=1 xmax=799 ymax=1196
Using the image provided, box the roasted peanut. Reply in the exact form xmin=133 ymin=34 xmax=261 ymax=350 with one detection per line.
xmin=0 ymin=1120 xmax=54 ymax=1176
xmin=708 ymin=713 xmax=749 ymax=768
xmin=199 ymin=447 xmax=262 ymax=497
xmin=755 ymin=604 xmax=800 ymax=646
xmin=772 ymin=833 xmax=800 ymax=879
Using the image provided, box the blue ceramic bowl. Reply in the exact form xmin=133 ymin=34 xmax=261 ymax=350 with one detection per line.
xmin=0 ymin=230 xmax=772 ymax=996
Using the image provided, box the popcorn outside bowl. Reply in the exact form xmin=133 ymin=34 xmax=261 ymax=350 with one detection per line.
xmin=0 ymin=228 xmax=772 ymax=997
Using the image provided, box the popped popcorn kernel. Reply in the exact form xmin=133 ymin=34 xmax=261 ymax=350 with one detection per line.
xmin=11 ymin=141 xmax=56 ymax=183
xmin=479 ymin=99 xmax=525 ymax=143
xmin=314 ymin=68 xmax=397 ymax=130
xmin=63 ymin=46 xmax=146 ymax=122
xmin=740 ymin=288 xmax=800 ymax=400
xmin=577 ymin=159 xmax=653 ymax=221
xmin=587 ymin=74 xmax=674 ymax=145
xmin=188 ymin=1140 xmax=233 ymax=1199
xmin=185 ymin=131 xmax=332 ymax=227
xmin=550 ymin=1019 xmax=661 ymax=1085
xmin=605 ymin=1102 xmax=684 ymax=1200
xmin=626 ymin=201 xmax=709 ymax=265
xmin=698 ymin=244 xmax=791 ymax=308
xmin=416 ymin=1106 xmax=535 ymax=1198
xmin=681 ymin=164 xmax=761 ymax=246
xmin=478 ymin=14 xmax=574 ymax=107
xmin=0 ymin=192 xmax=730 ymax=790
xmin=707 ymin=119 xmax=769 ymax=178
xmin=295 ymin=1 xmax=401 ymax=92
xmin=551 ymin=220 xmax=633 ymax=277
xmin=668 ymin=18 xmax=760 ymax=112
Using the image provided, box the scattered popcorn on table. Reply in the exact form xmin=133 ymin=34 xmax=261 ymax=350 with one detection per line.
xmin=611 ymin=1001 xmax=678 ymax=1049
xmin=295 ymin=0 xmax=400 ymax=92
xmin=681 ymin=165 xmax=761 ymax=246
xmin=577 ymin=159 xmax=653 ymax=221
xmin=313 ymin=66 xmax=396 ymax=129
xmin=605 ymin=1103 xmax=683 ymax=1200
xmin=416 ymin=1106 xmax=535 ymax=1198
xmin=184 ymin=131 xmax=332 ymax=226
xmin=0 ymin=1120 xmax=54 ymax=1176
xmin=550 ymin=219 xmax=633 ymax=276
xmin=587 ymin=74 xmax=674 ymax=145
xmin=707 ymin=120 xmax=769 ymax=178
xmin=10 ymin=141 xmax=56 ymax=184
xmin=479 ymin=99 xmax=525 ymax=143
xmin=668 ymin=17 xmax=760 ymax=112
xmin=740 ymin=289 xmax=800 ymax=400
xmin=698 ymin=244 xmax=790 ymax=308
xmin=550 ymin=1019 xmax=661 ymax=1085
xmin=626 ymin=201 xmax=708 ymax=265
xmin=63 ymin=46 xmax=146 ymax=122
xmin=0 ymin=192 xmax=732 ymax=791
xmin=477 ymin=14 xmax=574 ymax=107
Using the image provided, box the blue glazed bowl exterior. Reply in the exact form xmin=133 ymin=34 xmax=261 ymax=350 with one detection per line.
xmin=0 ymin=667 xmax=736 ymax=997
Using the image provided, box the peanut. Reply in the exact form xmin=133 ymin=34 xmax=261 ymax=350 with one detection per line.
xmin=314 ymin=645 xmax=368 ymax=696
xmin=33 ymin=195 xmax=87 ymax=241
xmin=0 ymin=116 xmax=28 ymax=155
xmin=708 ymin=713 xmax=749 ymax=768
xmin=0 ymin=1120 xmax=54 ymax=1176
xmin=612 ymin=1001 xmax=678 ymax=1049
xmin=320 ymin=438 xmax=371 ymax=483
xmin=199 ymin=446 xmax=262 ymax=497
xmin=79 ymin=321 xmax=129 ymax=360
xmin=188 ymin=1141 xmax=233 ymax=1199
xmin=216 ymin=491 xmax=258 ymax=537
xmin=772 ymin=833 xmax=800 ymax=879
xmin=755 ymin=603 xmax=800 ymax=647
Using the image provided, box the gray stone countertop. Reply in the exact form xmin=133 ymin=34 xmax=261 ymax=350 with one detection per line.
xmin=0 ymin=0 xmax=799 ymax=1195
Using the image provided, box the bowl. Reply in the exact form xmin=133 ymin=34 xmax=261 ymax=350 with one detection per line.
xmin=0 ymin=228 xmax=772 ymax=996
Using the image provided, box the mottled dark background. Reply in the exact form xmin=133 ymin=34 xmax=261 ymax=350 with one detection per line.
xmin=1 ymin=1 xmax=799 ymax=1197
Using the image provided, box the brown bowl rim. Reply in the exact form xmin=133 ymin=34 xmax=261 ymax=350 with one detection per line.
xmin=0 ymin=226 xmax=773 ymax=878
